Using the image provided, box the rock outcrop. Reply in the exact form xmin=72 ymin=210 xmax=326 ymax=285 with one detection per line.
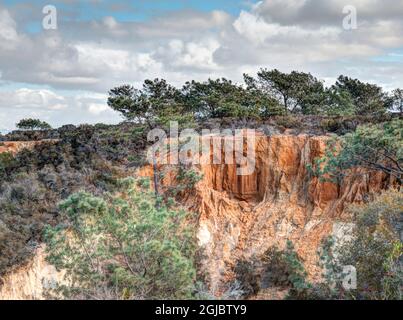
xmin=0 ymin=133 xmax=393 ymax=299
xmin=0 ymin=141 xmax=40 ymax=155
xmin=0 ymin=246 xmax=63 ymax=300
xmin=139 ymin=132 xmax=392 ymax=294
xmin=0 ymin=140 xmax=56 ymax=155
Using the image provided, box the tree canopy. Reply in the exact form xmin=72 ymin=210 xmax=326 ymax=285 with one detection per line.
xmin=107 ymin=70 xmax=399 ymax=123
xmin=333 ymin=76 xmax=391 ymax=116
xmin=107 ymin=79 xmax=189 ymax=127
xmin=16 ymin=118 xmax=52 ymax=130
xmin=392 ymin=89 xmax=403 ymax=114
xmin=182 ymin=78 xmax=282 ymax=119
xmin=244 ymin=69 xmax=326 ymax=114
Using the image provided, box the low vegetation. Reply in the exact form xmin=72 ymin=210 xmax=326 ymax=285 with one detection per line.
xmin=44 ymin=178 xmax=197 ymax=300
xmin=235 ymin=189 xmax=402 ymax=300
xmin=0 ymin=68 xmax=402 ymax=300
xmin=310 ymin=119 xmax=402 ymax=184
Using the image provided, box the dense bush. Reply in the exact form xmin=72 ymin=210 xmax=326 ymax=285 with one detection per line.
xmin=337 ymin=189 xmax=402 ymax=300
xmin=233 ymin=189 xmax=402 ymax=300
xmin=44 ymin=178 xmax=197 ymax=300
xmin=0 ymin=125 xmax=145 ymax=277
xmin=234 ymin=241 xmax=311 ymax=299
xmin=310 ymin=119 xmax=403 ymax=184
xmin=0 ymin=152 xmax=15 ymax=180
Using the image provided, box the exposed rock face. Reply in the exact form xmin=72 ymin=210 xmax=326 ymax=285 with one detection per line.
xmin=0 ymin=140 xmax=56 ymax=155
xmin=0 ymin=141 xmax=62 ymax=300
xmin=0 ymin=246 xmax=63 ymax=300
xmin=0 ymin=133 xmax=392 ymax=299
xmin=140 ymin=133 xmax=392 ymax=294
xmin=0 ymin=141 xmax=41 ymax=154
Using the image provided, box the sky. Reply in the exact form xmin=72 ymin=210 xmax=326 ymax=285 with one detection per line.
xmin=0 ymin=0 xmax=403 ymax=132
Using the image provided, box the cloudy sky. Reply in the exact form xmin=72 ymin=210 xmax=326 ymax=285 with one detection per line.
xmin=0 ymin=0 xmax=402 ymax=132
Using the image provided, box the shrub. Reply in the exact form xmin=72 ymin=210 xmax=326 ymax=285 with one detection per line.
xmin=234 ymin=259 xmax=261 ymax=297
xmin=311 ymin=119 xmax=403 ymax=184
xmin=320 ymin=118 xmax=343 ymax=132
xmin=234 ymin=241 xmax=312 ymax=299
xmin=286 ymin=189 xmax=403 ymax=300
xmin=274 ymin=115 xmax=301 ymax=129
xmin=44 ymin=177 xmax=197 ymax=300
xmin=338 ymin=189 xmax=403 ymax=300
xmin=0 ymin=152 xmax=15 ymax=179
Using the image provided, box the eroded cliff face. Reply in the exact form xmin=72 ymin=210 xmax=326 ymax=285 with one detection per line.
xmin=0 ymin=141 xmax=42 ymax=155
xmin=0 ymin=133 xmax=392 ymax=299
xmin=0 ymin=141 xmax=63 ymax=300
xmin=140 ymin=133 xmax=392 ymax=294
xmin=0 ymin=246 xmax=63 ymax=300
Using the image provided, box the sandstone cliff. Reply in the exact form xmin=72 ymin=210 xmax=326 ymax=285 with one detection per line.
xmin=0 ymin=140 xmax=57 ymax=155
xmin=139 ymin=132 xmax=392 ymax=294
xmin=0 ymin=133 xmax=393 ymax=299
xmin=0 ymin=141 xmax=41 ymax=155
xmin=0 ymin=246 xmax=62 ymax=300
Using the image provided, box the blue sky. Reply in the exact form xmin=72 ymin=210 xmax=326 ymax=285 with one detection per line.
xmin=0 ymin=0 xmax=402 ymax=133
xmin=4 ymin=0 xmax=257 ymax=33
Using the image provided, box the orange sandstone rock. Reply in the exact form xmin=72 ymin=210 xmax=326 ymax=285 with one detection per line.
xmin=138 ymin=133 xmax=393 ymax=294
xmin=0 ymin=140 xmax=55 ymax=155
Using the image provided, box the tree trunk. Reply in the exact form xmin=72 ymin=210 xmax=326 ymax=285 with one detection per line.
xmin=283 ymin=96 xmax=288 ymax=114
xmin=152 ymin=154 xmax=159 ymax=196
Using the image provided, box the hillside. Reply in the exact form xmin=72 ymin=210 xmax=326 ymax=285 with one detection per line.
xmin=0 ymin=116 xmax=401 ymax=299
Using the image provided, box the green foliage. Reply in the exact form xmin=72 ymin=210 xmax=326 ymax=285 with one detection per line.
xmin=237 ymin=189 xmax=402 ymax=300
xmin=244 ymin=69 xmax=326 ymax=114
xmin=392 ymin=88 xmax=403 ymax=114
xmin=338 ymin=189 xmax=403 ymax=300
xmin=157 ymin=165 xmax=203 ymax=202
xmin=182 ymin=78 xmax=283 ymax=120
xmin=333 ymin=76 xmax=391 ymax=116
xmin=0 ymin=124 xmax=140 ymax=277
xmin=286 ymin=190 xmax=402 ymax=300
xmin=44 ymin=177 xmax=197 ymax=300
xmin=319 ymin=118 xmax=343 ymax=132
xmin=322 ymin=87 xmax=356 ymax=116
xmin=282 ymin=241 xmax=312 ymax=298
xmin=16 ymin=118 xmax=52 ymax=130
xmin=107 ymin=85 xmax=144 ymax=122
xmin=0 ymin=171 xmax=56 ymax=275
xmin=106 ymin=71 xmax=401 ymax=126
xmin=274 ymin=115 xmax=302 ymax=129
xmin=234 ymin=241 xmax=312 ymax=299
xmin=311 ymin=119 xmax=403 ymax=184
xmin=107 ymin=79 xmax=192 ymax=128
xmin=233 ymin=259 xmax=261 ymax=297
xmin=172 ymin=167 xmax=203 ymax=196
xmin=0 ymin=152 xmax=15 ymax=179
xmin=382 ymin=241 xmax=403 ymax=299
xmin=183 ymin=78 xmax=238 ymax=118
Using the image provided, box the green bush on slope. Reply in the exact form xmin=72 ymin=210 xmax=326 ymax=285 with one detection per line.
xmin=44 ymin=178 xmax=198 ymax=300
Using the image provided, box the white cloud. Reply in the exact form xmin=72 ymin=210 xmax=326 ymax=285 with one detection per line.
xmin=0 ymin=9 xmax=20 ymax=49
xmin=88 ymin=103 xmax=109 ymax=115
xmin=103 ymin=16 xmax=119 ymax=29
xmin=155 ymin=38 xmax=221 ymax=71
xmin=255 ymin=0 xmax=403 ymax=25
xmin=0 ymin=1 xmax=403 ymax=131
xmin=233 ymin=10 xmax=341 ymax=45
xmin=0 ymin=88 xmax=68 ymax=110
xmin=0 ymin=88 xmax=122 ymax=132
